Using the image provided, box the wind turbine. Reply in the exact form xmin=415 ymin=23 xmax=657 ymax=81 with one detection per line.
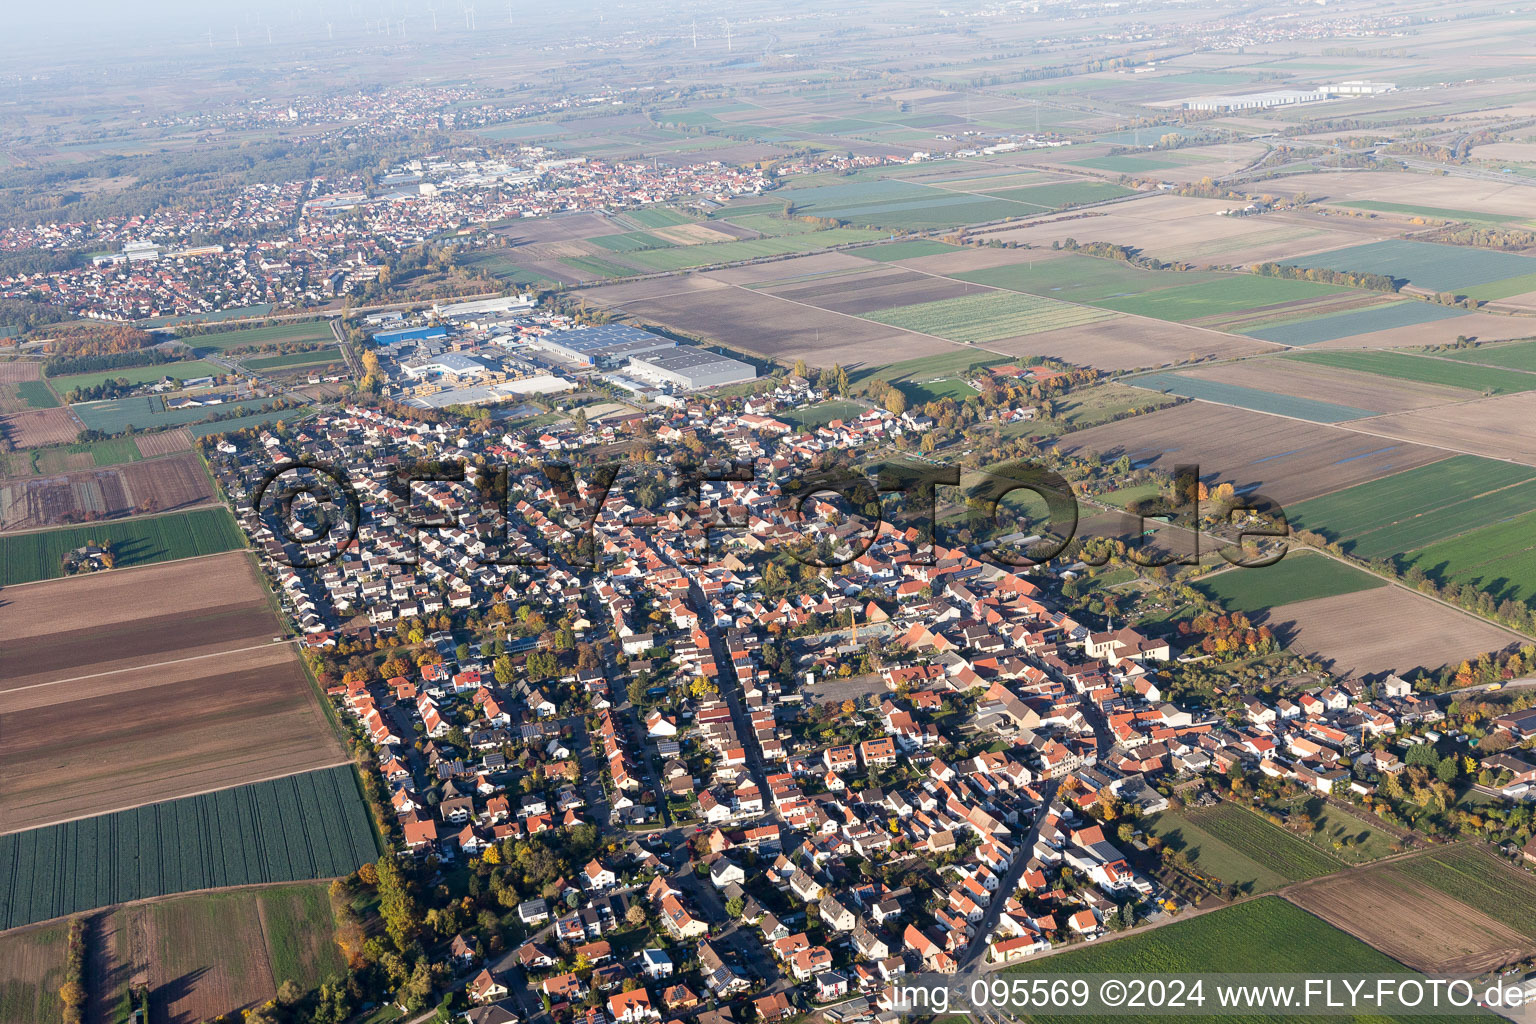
xmin=692 ymin=20 xmax=697 ymax=48
xmin=267 ymin=25 xmax=273 ymax=44
xmin=723 ymin=19 xmax=732 ymax=52
xmin=428 ymin=4 xmax=438 ymax=30
xmin=206 ymin=27 xmax=214 ymax=48
xmin=507 ymin=0 xmax=513 ymax=25
xmin=465 ymin=5 xmax=476 ymax=30
xmin=327 ymin=22 xmax=334 ymax=39
xmin=235 ymin=25 xmax=242 ymax=46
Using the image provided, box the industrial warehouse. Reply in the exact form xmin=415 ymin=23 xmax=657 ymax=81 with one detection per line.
xmin=532 ymin=323 xmax=679 ymax=367
xmin=625 ymin=347 xmax=756 ymax=390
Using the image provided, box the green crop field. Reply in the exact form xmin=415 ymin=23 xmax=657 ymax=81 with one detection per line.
xmin=1285 ymin=350 xmax=1536 ymax=393
xmin=1128 ymin=372 xmax=1375 ymax=423
xmin=257 ymin=884 xmax=351 ymax=986
xmin=72 ymin=395 xmax=307 ymax=433
xmin=0 ymin=506 xmax=245 ymax=585
xmin=1144 ymin=811 xmax=1298 ymax=894
xmin=1280 ymin=239 xmax=1536 ymax=294
xmin=189 ymin=408 xmax=308 ymax=439
xmin=0 ymin=921 xmax=69 ymax=1024
xmin=241 ymin=348 xmax=345 ymax=370
xmin=862 ymin=290 xmax=1119 ymax=343
xmin=1242 ymin=301 xmax=1470 ymax=346
xmin=1008 ymin=898 xmax=1474 ymax=1024
xmin=1193 ymin=551 xmax=1385 ymax=611
xmin=982 ymin=181 xmax=1136 ymax=208
xmin=457 ymin=251 xmax=559 ymax=286
xmin=2 ymin=437 xmax=145 ymax=476
xmin=854 ymin=239 xmax=961 ymax=261
xmin=1392 ymin=845 xmax=1536 ymax=938
xmin=1095 ymin=277 xmax=1351 ymax=322
xmin=0 ymin=765 xmax=378 ymax=930
xmin=561 ymin=255 xmax=640 ymax=279
xmin=183 ymin=321 xmax=335 ymax=352
xmin=618 ymin=228 xmax=887 ymax=271
xmin=954 ymin=256 xmax=1223 ymax=304
xmin=1286 ymin=456 xmax=1536 ymax=560
xmin=589 ymin=230 xmax=674 ymax=252
xmin=48 ymin=359 xmax=224 ymax=392
xmin=624 ymin=207 xmax=696 ymax=228
xmin=1335 ymin=200 xmax=1522 ymax=224
xmin=1436 ymin=338 xmax=1536 ymax=371
xmin=14 ymin=381 xmax=59 ymax=409
xmin=1397 ymin=510 xmax=1536 ymax=606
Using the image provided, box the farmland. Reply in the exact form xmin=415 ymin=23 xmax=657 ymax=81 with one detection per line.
xmin=1010 ymin=898 xmax=1464 ymax=1024
xmin=0 ymin=920 xmax=68 ymax=1024
xmin=0 ymin=505 xmax=243 ymax=585
xmin=861 ymin=290 xmax=1119 ymax=343
xmin=1396 ymin=510 xmax=1536 ymax=606
xmin=240 ymin=347 xmax=346 ymax=370
xmin=1193 ymin=552 xmax=1385 ymax=612
xmin=853 ymin=239 xmax=961 ymax=262
xmin=1153 ymin=802 xmax=1343 ymax=893
xmin=0 ymin=436 xmax=143 ymax=477
xmin=1093 ymin=277 xmax=1352 ymax=322
xmin=1333 ymin=200 xmax=1523 ymax=223
xmin=0 ymin=551 xmax=346 ymax=831
xmin=1 ymin=406 xmax=83 ymax=447
xmin=1267 ymin=797 xmax=1402 ymax=865
xmin=1128 ymin=371 xmax=1376 ymax=423
xmin=0 ymin=451 xmax=215 ymax=531
xmin=1241 ymin=301 xmax=1470 ymax=346
xmin=1055 ymin=403 xmax=1444 ymax=506
xmin=614 ymin=227 xmax=886 ymax=271
xmin=1280 ymin=240 xmax=1536 ymax=295
xmin=0 ymin=766 xmax=376 ymax=929
xmin=14 ymin=380 xmax=59 ymax=409
xmin=952 ymin=254 xmax=1225 ymax=304
xmin=1390 ymin=844 xmax=1536 ymax=939
xmin=1286 ymin=848 xmax=1536 ymax=974
xmin=1286 ymin=349 xmax=1536 ymax=394
xmin=1436 ymin=338 xmax=1536 ymax=371
xmin=1353 ymin=391 xmax=1536 ymax=468
xmin=1285 ymin=456 xmax=1536 ymax=560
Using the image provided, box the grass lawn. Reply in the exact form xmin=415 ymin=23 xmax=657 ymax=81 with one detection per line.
xmin=0 ymin=921 xmax=68 ymax=1024
xmin=848 ymin=349 xmax=1010 ymax=386
xmin=1286 ymin=349 xmax=1536 ymax=394
xmin=1396 ymin=509 xmax=1536 ymax=607
xmin=182 ymin=322 xmax=334 ymax=352
xmin=1193 ymin=551 xmax=1385 ymax=612
xmin=49 ymin=359 xmax=225 ymax=392
xmin=1267 ymin=796 xmax=1402 ymax=864
xmin=1335 ymin=200 xmax=1522 ymax=224
xmin=257 ymin=884 xmax=349 ymax=987
xmin=241 ymin=348 xmax=346 ymax=370
xmin=898 ymin=376 xmax=978 ymax=404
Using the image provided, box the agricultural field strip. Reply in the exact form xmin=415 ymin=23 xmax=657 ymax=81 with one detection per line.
xmin=0 ymin=637 xmax=306 ymax=705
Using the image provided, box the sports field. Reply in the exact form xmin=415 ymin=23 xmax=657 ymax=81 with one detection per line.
xmin=861 ymin=290 xmax=1118 ymax=343
xmin=1286 ymin=456 xmax=1536 ymax=559
xmin=241 ymin=348 xmax=345 ymax=370
xmin=1193 ymin=551 xmax=1385 ymax=611
xmin=1129 ymin=371 xmax=1376 ymax=423
xmin=1241 ymin=301 xmax=1469 ymax=346
xmin=1281 ymin=239 xmax=1536 ymax=294
xmin=0 ymin=506 xmax=245 ymax=585
xmin=0 ymin=765 xmax=377 ymax=929
xmin=1285 ymin=349 xmax=1536 ymax=394
xmin=183 ymin=321 xmax=335 ymax=352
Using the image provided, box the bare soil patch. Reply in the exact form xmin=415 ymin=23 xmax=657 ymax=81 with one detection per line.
xmin=1308 ymin=312 xmax=1535 ymax=350
xmin=0 ymin=407 xmax=81 ymax=448
xmin=1055 ymin=402 xmax=1444 ymax=505
xmin=1286 ymin=855 xmax=1536 ymax=974
xmin=0 ymin=452 xmax=214 ymax=531
xmin=134 ymin=428 xmax=194 ymax=458
xmin=1259 ymin=585 xmax=1518 ymax=680
xmin=584 ymin=274 xmax=957 ymax=369
xmin=1348 ymin=391 xmax=1536 ymax=465
xmin=0 ymin=551 xmax=342 ymax=832
xmin=0 ymin=361 xmax=41 ymax=383
xmin=980 ymin=318 xmax=1281 ymax=370
xmin=762 ymin=268 xmax=988 ymax=314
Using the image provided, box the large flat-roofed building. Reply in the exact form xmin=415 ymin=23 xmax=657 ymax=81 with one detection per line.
xmin=401 ymin=353 xmax=488 ymax=379
xmin=1322 ymin=81 xmax=1396 ymax=96
xmin=625 ymin=347 xmax=755 ymax=390
xmin=534 ymin=324 xmax=676 ymax=368
xmin=1182 ymin=89 xmax=1326 ymax=111
xmin=434 ymin=295 xmax=537 ymax=318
